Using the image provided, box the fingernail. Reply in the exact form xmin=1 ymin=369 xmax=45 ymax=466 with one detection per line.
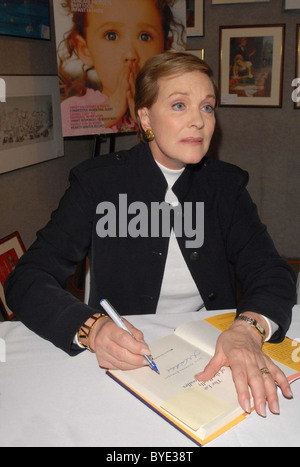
xmin=244 ymin=400 xmax=251 ymax=414
xmin=259 ymin=403 xmax=267 ymax=417
xmin=287 ymin=388 xmax=294 ymax=399
xmin=272 ymin=401 xmax=280 ymax=415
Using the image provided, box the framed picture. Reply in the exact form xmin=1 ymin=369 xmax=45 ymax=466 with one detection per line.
xmin=186 ymin=0 xmax=204 ymax=37
xmin=294 ymin=25 xmax=300 ymax=109
xmin=0 ymin=232 xmax=26 ymax=320
xmin=284 ymin=0 xmax=300 ymax=9
xmin=0 ymin=75 xmax=64 ymax=175
xmin=212 ymin=0 xmax=269 ymax=3
xmin=0 ymin=0 xmax=50 ymax=40
xmin=187 ymin=49 xmax=205 ymax=60
xmin=219 ymin=25 xmax=285 ymax=107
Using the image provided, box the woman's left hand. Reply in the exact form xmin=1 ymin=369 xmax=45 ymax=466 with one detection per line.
xmin=195 ymin=314 xmax=293 ymax=416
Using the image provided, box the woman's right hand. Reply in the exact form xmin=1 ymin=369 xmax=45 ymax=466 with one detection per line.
xmin=89 ymin=316 xmax=151 ymax=370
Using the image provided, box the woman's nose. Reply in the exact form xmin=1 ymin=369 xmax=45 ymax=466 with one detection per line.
xmin=188 ymin=108 xmax=205 ymax=129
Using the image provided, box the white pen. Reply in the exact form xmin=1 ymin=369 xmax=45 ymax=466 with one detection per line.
xmin=100 ymin=299 xmax=160 ymax=375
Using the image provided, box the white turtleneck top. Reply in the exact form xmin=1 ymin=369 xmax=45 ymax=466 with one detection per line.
xmin=155 ymin=161 xmax=205 ymax=314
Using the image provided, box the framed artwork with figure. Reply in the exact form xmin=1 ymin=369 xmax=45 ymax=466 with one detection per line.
xmin=0 ymin=232 xmax=26 ymax=320
xmin=219 ymin=25 xmax=285 ymax=107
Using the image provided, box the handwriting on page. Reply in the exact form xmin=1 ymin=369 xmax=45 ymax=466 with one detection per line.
xmin=165 ymin=349 xmax=204 ymax=380
xmin=167 ymin=349 xmax=202 ymax=373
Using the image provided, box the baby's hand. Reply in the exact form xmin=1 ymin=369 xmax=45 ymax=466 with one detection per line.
xmin=127 ymin=61 xmax=138 ymax=123
xmin=95 ymin=63 xmax=132 ymax=127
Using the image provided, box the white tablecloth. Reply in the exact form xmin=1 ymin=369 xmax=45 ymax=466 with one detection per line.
xmin=0 ymin=307 xmax=300 ymax=448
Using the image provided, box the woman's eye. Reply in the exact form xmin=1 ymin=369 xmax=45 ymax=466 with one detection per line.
xmin=172 ymin=102 xmax=185 ymax=111
xmin=105 ymin=32 xmax=118 ymax=41
xmin=202 ymin=104 xmax=215 ymax=113
xmin=139 ymin=32 xmax=152 ymax=42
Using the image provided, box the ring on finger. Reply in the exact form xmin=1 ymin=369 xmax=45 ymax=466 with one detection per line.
xmin=260 ymin=367 xmax=271 ymax=376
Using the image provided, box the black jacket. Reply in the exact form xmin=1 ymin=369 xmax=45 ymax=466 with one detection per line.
xmin=5 ymin=143 xmax=296 ymax=354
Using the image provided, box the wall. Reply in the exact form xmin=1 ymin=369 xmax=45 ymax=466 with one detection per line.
xmin=188 ymin=0 xmax=300 ymax=258
xmin=0 ymin=0 xmax=299 ymax=259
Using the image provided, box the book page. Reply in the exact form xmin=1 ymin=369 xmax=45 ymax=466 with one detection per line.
xmin=110 ymin=320 xmax=222 ymax=403
xmin=112 ymin=332 xmax=213 ymax=403
xmin=109 ymin=323 xmax=243 ymax=441
xmin=174 ymin=319 xmax=221 ymax=356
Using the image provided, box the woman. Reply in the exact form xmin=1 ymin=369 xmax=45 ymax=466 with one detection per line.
xmin=5 ymin=52 xmax=295 ymax=418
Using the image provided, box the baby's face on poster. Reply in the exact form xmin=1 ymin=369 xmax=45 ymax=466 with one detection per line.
xmin=79 ymin=0 xmax=165 ymax=97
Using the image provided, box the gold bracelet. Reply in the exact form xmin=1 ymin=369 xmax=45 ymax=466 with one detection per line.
xmin=78 ymin=313 xmax=107 ymax=353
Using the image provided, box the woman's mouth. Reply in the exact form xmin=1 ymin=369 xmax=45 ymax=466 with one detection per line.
xmin=180 ymin=137 xmax=203 ymax=145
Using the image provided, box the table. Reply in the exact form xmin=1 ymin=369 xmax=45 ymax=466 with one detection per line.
xmin=0 ymin=307 xmax=300 ymax=448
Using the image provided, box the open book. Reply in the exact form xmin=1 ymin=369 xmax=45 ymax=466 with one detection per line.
xmin=107 ymin=313 xmax=300 ymax=446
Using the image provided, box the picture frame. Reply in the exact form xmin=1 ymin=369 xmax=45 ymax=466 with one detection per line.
xmin=186 ymin=0 xmax=204 ymax=37
xmin=284 ymin=0 xmax=300 ymax=9
xmin=219 ymin=25 xmax=285 ymax=107
xmin=294 ymin=25 xmax=300 ymax=109
xmin=0 ymin=232 xmax=26 ymax=320
xmin=0 ymin=75 xmax=64 ymax=175
xmin=0 ymin=0 xmax=50 ymax=40
xmin=212 ymin=0 xmax=269 ymax=3
xmin=187 ymin=49 xmax=205 ymax=60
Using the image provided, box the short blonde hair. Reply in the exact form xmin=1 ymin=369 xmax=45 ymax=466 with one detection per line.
xmin=135 ymin=51 xmax=218 ymax=142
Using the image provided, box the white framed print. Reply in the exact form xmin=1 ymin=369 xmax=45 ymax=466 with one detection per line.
xmin=0 ymin=75 xmax=63 ymax=174
xmin=186 ymin=0 xmax=204 ymax=37
xmin=285 ymin=0 xmax=300 ymax=9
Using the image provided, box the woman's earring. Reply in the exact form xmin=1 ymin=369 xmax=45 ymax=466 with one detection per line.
xmin=144 ymin=129 xmax=155 ymax=142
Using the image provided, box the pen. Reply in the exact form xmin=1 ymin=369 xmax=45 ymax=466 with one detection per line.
xmin=100 ymin=299 xmax=160 ymax=375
